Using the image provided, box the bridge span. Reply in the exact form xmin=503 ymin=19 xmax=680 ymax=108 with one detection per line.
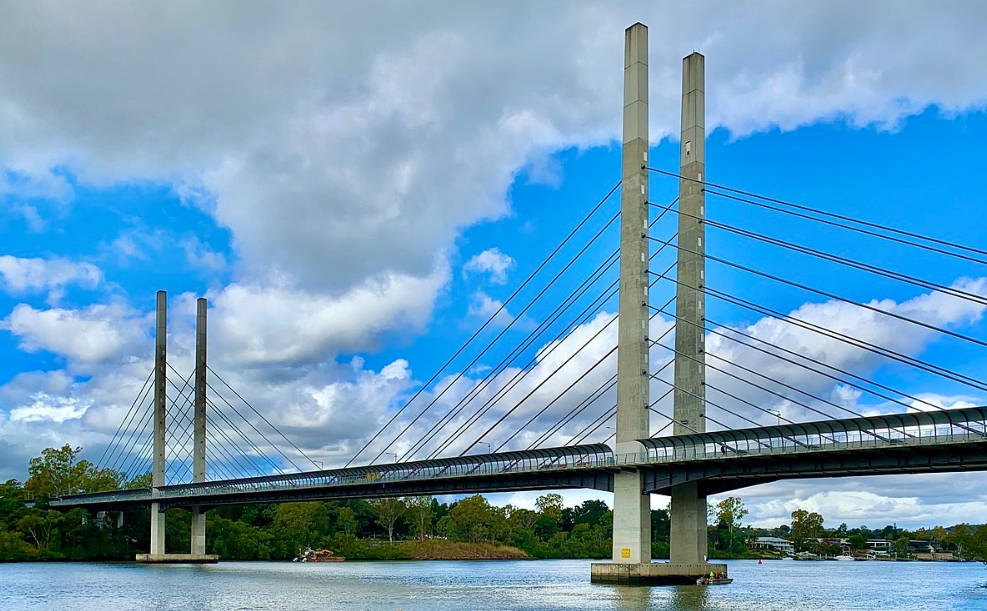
xmin=45 ymin=405 xmax=987 ymax=511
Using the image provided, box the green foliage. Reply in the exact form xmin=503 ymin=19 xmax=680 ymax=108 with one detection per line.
xmin=273 ymin=502 xmax=331 ymax=553
xmin=967 ymin=524 xmax=987 ymax=563
xmin=405 ymin=496 xmax=434 ymax=540
xmin=439 ymin=495 xmax=507 ymax=544
xmin=336 ymin=506 xmax=358 ymax=536
xmin=206 ymin=515 xmax=274 ymax=560
xmin=24 ymin=445 xmax=124 ymax=499
xmin=367 ymin=497 xmax=406 ymax=542
xmin=7 ymin=445 xmax=987 ymax=567
xmin=790 ymin=509 xmax=825 ymax=552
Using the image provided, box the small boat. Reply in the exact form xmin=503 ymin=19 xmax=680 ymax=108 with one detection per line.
xmin=696 ymin=576 xmax=733 ymax=585
xmin=294 ymin=547 xmax=345 ymax=563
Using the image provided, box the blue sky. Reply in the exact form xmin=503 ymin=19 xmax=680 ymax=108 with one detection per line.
xmin=2 ymin=2 xmax=987 ymax=529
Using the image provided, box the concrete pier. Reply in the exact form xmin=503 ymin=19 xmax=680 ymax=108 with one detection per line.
xmin=191 ymin=298 xmax=207 ymax=556
xmin=610 ymin=21 xmax=652 ymax=566
xmin=149 ymin=291 xmax=167 ymax=556
xmin=591 ymin=562 xmax=727 ymax=586
xmin=138 ymin=292 xmax=218 ymax=564
xmin=669 ymin=51 xmax=709 ymax=568
xmin=592 ymin=30 xmax=726 ymax=586
xmin=136 ymin=554 xmax=218 ymax=564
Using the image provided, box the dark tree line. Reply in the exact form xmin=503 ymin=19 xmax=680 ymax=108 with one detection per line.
xmin=3 ymin=446 xmax=986 ymax=563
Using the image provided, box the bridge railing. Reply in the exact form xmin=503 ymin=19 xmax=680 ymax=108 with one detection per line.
xmin=638 ymin=407 xmax=987 ymax=464
xmin=44 ymin=408 xmax=987 ymax=508
xmin=156 ymin=444 xmax=626 ymax=501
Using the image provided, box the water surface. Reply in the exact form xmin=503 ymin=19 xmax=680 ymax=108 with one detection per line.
xmin=1 ymin=559 xmax=985 ymax=610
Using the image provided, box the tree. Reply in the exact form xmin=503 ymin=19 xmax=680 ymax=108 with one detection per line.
xmin=895 ymin=535 xmax=911 ymax=558
xmin=406 ymin=496 xmax=434 ymax=540
xmin=439 ymin=495 xmax=507 ymax=544
xmin=337 ymin=506 xmax=358 ymax=536
xmin=715 ymin=497 xmax=748 ymax=536
xmin=536 ymin=493 xmax=564 ymax=523
xmin=572 ymin=500 xmax=610 ymax=527
xmin=848 ymin=534 xmax=868 ymax=550
xmin=947 ymin=523 xmax=971 ymax=557
xmin=274 ymin=502 xmax=330 ymax=551
xmin=17 ymin=510 xmax=63 ymax=550
xmin=790 ymin=509 xmax=824 ymax=552
xmin=368 ymin=498 xmax=405 ymax=542
xmin=966 ymin=524 xmax=987 ymax=563
xmin=506 ymin=505 xmax=538 ymax=531
xmin=24 ymin=445 xmax=124 ymax=498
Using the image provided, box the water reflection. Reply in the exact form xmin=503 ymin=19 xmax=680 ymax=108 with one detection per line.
xmin=669 ymin=585 xmax=708 ymax=610
xmin=610 ymin=584 xmax=708 ymax=611
xmin=610 ymin=586 xmax=651 ymax=611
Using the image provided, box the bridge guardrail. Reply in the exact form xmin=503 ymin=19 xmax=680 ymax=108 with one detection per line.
xmin=45 ymin=412 xmax=987 ymax=508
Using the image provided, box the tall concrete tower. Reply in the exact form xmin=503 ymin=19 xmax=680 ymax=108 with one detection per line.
xmin=669 ymin=52 xmax=708 ymax=566
xmin=610 ymin=21 xmax=652 ymax=566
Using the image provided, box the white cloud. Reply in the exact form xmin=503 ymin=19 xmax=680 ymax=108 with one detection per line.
xmin=1 ymin=302 xmax=148 ymax=367
xmin=10 ymin=394 xmax=89 ymax=424
xmin=180 ymin=237 xmax=227 ymax=273
xmin=204 ymin=260 xmax=449 ymax=366
xmin=2 ymin=2 xmax=987 ymax=294
xmin=735 ymin=472 xmax=987 ymax=530
xmin=0 ymin=255 xmax=102 ymax=303
xmin=464 ymin=248 xmax=515 ymax=285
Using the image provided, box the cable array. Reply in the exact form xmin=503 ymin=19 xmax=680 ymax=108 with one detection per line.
xmin=638 ymin=167 xmax=987 ymax=436
xmin=344 ymin=183 xmax=664 ymax=465
xmin=93 ymin=165 xmax=987 ymax=481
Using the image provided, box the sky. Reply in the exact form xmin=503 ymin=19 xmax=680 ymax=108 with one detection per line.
xmin=2 ymin=1 xmax=987 ymax=530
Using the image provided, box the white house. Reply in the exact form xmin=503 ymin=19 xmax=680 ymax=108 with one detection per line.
xmin=752 ymin=536 xmax=794 ymax=555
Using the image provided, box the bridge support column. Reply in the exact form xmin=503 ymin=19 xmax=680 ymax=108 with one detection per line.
xmin=592 ymin=21 xmax=656 ymax=584
xmin=137 ymin=292 xmax=218 ymax=564
xmin=150 ymin=502 xmax=165 ymax=555
xmin=190 ymin=298 xmax=208 ymax=556
xmin=665 ymin=51 xmax=721 ymax=578
xmin=670 ymin=482 xmax=707 ymax=564
xmin=148 ymin=290 xmax=168 ymax=557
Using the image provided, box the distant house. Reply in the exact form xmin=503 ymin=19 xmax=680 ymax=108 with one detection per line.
xmin=867 ymin=539 xmax=894 ymax=551
xmin=908 ymin=540 xmax=935 ymax=554
xmin=752 ymin=536 xmax=794 ymax=555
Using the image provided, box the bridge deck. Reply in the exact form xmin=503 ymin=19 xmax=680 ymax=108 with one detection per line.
xmin=39 ymin=407 xmax=987 ymax=510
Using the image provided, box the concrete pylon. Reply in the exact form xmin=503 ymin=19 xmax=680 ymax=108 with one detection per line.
xmin=669 ymin=52 xmax=708 ymax=566
xmin=611 ymin=21 xmax=652 ymax=566
xmin=149 ymin=290 xmax=167 ymax=556
xmin=190 ymin=298 xmax=207 ymax=555
xmin=138 ymin=292 xmax=219 ymax=564
xmin=593 ymin=33 xmax=726 ymax=587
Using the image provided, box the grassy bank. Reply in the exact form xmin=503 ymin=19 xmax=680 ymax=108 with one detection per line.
xmin=328 ymin=536 xmax=528 ymax=561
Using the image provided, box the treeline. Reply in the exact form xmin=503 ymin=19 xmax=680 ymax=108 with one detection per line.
xmin=0 ymin=444 xmax=640 ymax=561
xmin=2 ymin=445 xmax=986 ymax=562
xmin=756 ymin=507 xmax=987 ymax=560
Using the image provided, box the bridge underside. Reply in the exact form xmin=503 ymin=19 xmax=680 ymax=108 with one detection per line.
xmin=644 ymin=439 xmax=987 ymax=496
xmin=44 ymin=471 xmax=615 ymax=512
xmin=45 ymin=440 xmax=987 ymax=513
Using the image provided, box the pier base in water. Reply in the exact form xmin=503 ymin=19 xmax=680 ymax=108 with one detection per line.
xmin=136 ymin=553 xmax=219 ymax=564
xmin=590 ymin=562 xmax=728 ymax=586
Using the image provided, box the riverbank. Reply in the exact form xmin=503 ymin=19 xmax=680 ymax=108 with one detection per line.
xmin=324 ymin=536 xmax=530 ymax=561
xmin=398 ymin=540 xmax=528 ymax=560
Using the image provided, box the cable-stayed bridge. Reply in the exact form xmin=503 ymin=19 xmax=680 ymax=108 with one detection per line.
xmin=34 ymin=23 xmax=987 ymax=584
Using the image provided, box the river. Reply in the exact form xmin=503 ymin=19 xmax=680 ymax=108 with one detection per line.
xmin=1 ymin=559 xmax=984 ymax=610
